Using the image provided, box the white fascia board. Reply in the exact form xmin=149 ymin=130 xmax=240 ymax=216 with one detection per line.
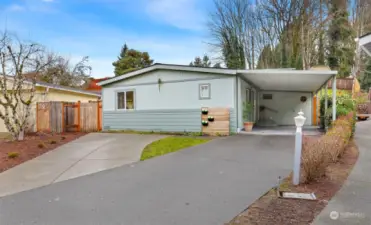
xmin=238 ymin=70 xmax=337 ymax=75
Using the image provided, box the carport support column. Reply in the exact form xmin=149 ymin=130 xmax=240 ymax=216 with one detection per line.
xmin=325 ymin=84 xmax=328 ymax=131
xmin=332 ymin=76 xmax=337 ymax=121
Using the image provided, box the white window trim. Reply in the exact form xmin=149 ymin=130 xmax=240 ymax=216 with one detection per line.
xmin=199 ymin=83 xmax=211 ymax=100
xmin=115 ymin=89 xmax=136 ymax=111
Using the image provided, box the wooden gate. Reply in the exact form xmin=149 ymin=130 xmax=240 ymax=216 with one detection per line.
xmin=36 ymin=101 xmax=102 ymax=133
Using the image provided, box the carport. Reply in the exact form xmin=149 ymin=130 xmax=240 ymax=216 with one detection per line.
xmin=235 ymin=69 xmax=338 ymax=133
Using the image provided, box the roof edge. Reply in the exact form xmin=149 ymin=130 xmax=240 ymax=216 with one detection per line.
xmin=98 ymin=64 xmax=237 ymax=86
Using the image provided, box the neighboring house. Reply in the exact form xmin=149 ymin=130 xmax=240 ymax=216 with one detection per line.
xmin=98 ymin=63 xmax=337 ymax=133
xmin=83 ymin=77 xmax=112 ymax=93
xmin=0 ymin=80 xmax=101 ymax=133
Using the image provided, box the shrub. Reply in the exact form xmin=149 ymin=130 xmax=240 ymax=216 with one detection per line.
xmin=7 ymin=152 xmax=19 ymax=159
xmin=301 ymin=138 xmax=330 ymax=183
xmin=319 ymin=93 xmax=355 ymax=129
xmin=50 ymin=140 xmax=57 ymax=144
xmin=38 ymin=142 xmax=46 ymax=148
xmin=301 ymin=112 xmax=354 ymax=183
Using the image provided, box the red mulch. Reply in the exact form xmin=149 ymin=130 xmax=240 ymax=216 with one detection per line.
xmin=0 ymin=132 xmax=86 ymax=173
xmin=226 ymin=140 xmax=359 ymax=225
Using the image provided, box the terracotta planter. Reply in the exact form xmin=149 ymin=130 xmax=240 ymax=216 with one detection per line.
xmin=243 ymin=122 xmax=254 ymax=132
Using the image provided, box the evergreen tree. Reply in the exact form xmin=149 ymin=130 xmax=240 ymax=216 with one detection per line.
xmin=189 ymin=56 xmax=203 ymax=67
xmin=327 ymin=0 xmax=356 ymax=77
xmin=112 ymin=44 xmax=154 ymax=76
xmin=189 ymin=54 xmax=217 ymax=68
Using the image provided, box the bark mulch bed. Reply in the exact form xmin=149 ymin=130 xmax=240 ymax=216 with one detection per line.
xmin=0 ymin=132 xmax=86 ymax=173
xmin=226 ymin=140 xmax=359 ymax=225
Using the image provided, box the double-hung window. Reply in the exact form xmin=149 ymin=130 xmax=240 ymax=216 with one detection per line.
xmin=117 ymin=90 xmax=135 ymax=110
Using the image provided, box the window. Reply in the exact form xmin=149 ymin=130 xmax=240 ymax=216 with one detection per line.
xmin=263 ymin=94 xmax=273 ymax=100
xmin=117 ymin=90 xmax=135 ymax=110
xmin=199 ymin=83 xmax=211 ymax=99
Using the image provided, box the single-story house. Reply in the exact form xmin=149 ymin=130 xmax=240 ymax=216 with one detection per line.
xmin=98 ymin=63 xmax=337 ymax=133
xmin=0 ymin=80 xmax=101 ymax=133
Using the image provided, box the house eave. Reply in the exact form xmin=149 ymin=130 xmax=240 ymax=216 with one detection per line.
xmin=97 ymin=64 xmax=237 ymax=86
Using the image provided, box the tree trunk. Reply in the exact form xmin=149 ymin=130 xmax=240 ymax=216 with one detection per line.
xmin=18 ymin=129 xmax=24 ymax=141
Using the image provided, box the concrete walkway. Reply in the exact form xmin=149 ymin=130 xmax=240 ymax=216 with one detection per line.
xmin=0 ymin=133 xmax=166 ymax=197
xmin=0 ymin=135 xmax=294 ymax=225
xmin=314 ymin=120 xmax=371 ymax=224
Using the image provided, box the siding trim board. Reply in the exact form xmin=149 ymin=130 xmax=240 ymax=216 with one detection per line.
xmin=105 ymin=76 xmax=232 ymax=88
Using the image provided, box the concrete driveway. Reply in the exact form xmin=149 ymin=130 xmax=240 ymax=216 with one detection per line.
xmin=0 ymin=133 xmax=166 ymax=197
xmin=0 ymin=135 xmax=294 ymax=225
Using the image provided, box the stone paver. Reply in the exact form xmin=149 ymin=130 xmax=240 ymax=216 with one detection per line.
xmin=0 ymin=133 xmax=166 ymax=197
xmin=313 ymin=120 xmax=371 ymax=224
xmin=0 ymin=135 xmax=294 ymax=225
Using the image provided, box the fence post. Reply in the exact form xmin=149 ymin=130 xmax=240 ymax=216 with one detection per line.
xmin=77 ymin=101 xmax=81 ymax=132
xmin=61 ymin=102 xmax=65 ymax=133
xmin=97 ymin=101 xmax=100 ymax=131
xmin=36 ymin=103 xmax=39 ymax=132
xmin=293 ymin=111 xmax=306 ymax=185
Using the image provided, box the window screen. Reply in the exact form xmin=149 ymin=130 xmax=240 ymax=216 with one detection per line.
xmin=117 ymin=91 xmax=135 ymax=110
xmin=117 ymin=92 xmax=126 ymax=109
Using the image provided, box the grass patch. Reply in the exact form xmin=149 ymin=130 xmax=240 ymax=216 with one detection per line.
xmin=140 ymin=136 xmax=210 ymax=161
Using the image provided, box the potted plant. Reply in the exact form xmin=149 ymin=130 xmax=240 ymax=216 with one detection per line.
xmin=201 ymin=108 xmax=208 ymax=115
xmin=201 ymin=120 xmax=209 ymax=126
xmin=207 ymin=116 xmax=214 ymax=122
xmin=243 ymin=101 xmax=254 ymax=131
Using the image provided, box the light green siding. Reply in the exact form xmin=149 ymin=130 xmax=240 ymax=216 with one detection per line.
xmin=230 ymin=108 xmax=237 ymax=133
xmin=103 ymin=109 xmax=201 ymax=132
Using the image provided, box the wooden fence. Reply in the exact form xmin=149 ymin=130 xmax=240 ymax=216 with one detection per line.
xmin=36 ymin=101 xmax=102 ymax=133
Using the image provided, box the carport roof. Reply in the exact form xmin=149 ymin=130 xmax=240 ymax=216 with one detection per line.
xmin=237 ymin=69 xmax=337 ymax=92
xmin=98 ymin=63 xmax=337 ymax=93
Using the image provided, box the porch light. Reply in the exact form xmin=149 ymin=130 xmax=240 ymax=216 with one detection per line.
xmin=294 ymin=110 xmax=306 ymax=132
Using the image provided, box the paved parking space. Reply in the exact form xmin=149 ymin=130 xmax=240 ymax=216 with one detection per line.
xmin=0 ymin=133 xmax=166 ymax=197
xmin=0 ymin=135 xmax=295 ymax=225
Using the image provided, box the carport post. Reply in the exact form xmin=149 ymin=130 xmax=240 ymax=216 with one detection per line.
xmin=332 ymin=76 xmax=337 ymax=121
xmin=325 ymin=84 xmax=328 ymax=130
xmin=293 ymin=111 xmax=306 ymax=185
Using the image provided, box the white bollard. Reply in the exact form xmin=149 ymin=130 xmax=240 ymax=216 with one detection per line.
xmin=293 ymin=111 xmax=306 ymax=185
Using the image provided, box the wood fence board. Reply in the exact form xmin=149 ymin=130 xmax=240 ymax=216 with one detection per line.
xmin=36 ymin=102 xmax=51 ymax=131
xmin=201 ymin=107 xmax=230 ymax=136
xmin=37 ymin=101 xmax=102 ymax=133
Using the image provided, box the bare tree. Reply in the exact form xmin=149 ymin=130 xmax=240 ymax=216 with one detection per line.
xmin=41 ymin=56 xmax=92 ymax=87
xmin=0 ymin=32 xmax=55 ymax=140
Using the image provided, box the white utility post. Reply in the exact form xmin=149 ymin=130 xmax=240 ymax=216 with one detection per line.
xmin=293 ymin=110 xmax=306 ymax=185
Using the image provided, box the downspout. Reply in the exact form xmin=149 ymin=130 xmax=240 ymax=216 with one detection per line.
xmin=235 ymin=75 xmax=239 ymax=133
